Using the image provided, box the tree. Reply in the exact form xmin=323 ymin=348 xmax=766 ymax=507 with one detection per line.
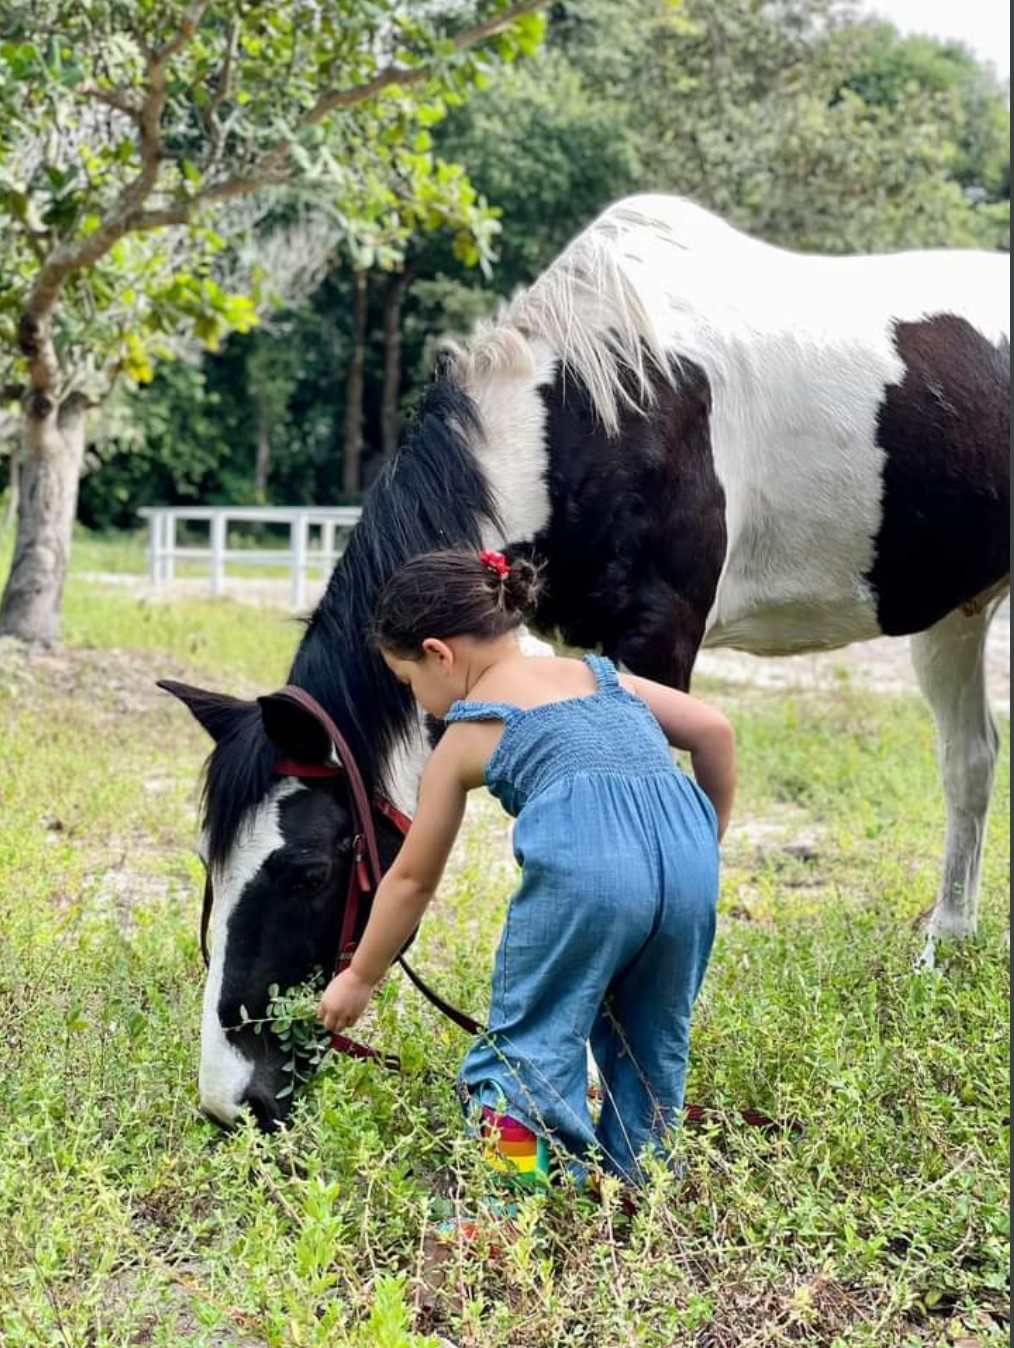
xmin=558 ymin=0 xmax=1009 ymax=253
xmin=362 ymin=42 xmax=644 ymax=460
xmin=0 ymin=0 xmax=546 ymax=643
xmin=838 ymin=23 xmax=1009 ymax=246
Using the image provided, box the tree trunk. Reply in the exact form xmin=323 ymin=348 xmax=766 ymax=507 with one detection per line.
xmin=253 ymin=390 xmax=271 ymax=501
xmin=0 ymin=395 xmax=88 ymax=644
xmin=341 ymin=270 xmax=368 ymax=498
xmin=380 ymin=269 xmax=411 ymax=462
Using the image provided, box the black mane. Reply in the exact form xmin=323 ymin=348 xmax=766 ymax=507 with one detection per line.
xmin=202 ymin=379 xmax=501 ymax=867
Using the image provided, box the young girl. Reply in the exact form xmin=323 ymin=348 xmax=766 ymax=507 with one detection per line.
xmin=317 ymin=549 xmax=735 ymax=1189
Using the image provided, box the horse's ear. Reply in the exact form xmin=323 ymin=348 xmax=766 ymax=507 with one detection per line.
xmin=258 ymin=691 xmax=335 ymax=765
xmin=157 ymin=680 xmax=252 ymax=743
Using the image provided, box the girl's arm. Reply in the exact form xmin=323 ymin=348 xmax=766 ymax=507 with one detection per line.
xmin=317 ymin=727 xmax=480 ymax=1030
xmin=620 ymin=673 xmax=737 ymax=838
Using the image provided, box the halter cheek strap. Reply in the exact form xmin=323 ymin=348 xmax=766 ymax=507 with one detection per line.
xmin=269 ymin=686 xmax=482 ymax=1043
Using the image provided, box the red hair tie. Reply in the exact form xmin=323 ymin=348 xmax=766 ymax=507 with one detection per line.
xmin=478 ymin=549 xmax=510 ymax=579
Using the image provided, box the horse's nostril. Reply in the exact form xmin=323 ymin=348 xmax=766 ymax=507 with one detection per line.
xmin=246 ymin=1090 xmax=284 ymax=1132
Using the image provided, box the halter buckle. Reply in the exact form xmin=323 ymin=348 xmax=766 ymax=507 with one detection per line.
xmin=352 ymin=833 xmax=373 ymax=893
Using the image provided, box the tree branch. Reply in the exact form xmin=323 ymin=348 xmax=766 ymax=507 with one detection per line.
xmin=150 ymin=0 xmax=208 ymax=66
xmin=18 ymin=0 xmax=544 ymax=383
xmin=202 ymin=16 xmax=240 ymax=168
xmin=303 ymin=0 xmax=547 ymax=124
xmin=23 ymin=1 xmax=210 ymax=332
xmin=80 ymin=86 xmax=142 ymax=122
xmin=213 ymin=0 xmax=548 ymax=198
xmin=127 ymin=171 xmax=289 ymax=232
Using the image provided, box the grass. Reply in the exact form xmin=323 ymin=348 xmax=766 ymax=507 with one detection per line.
xmin=0 ymin=544 xmax=1009 ymax=1346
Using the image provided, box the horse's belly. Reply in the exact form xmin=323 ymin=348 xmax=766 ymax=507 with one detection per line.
xmin=703 ymin=496 xmax=884 ymax=655
xmin=703 ymin=595 xmax=881 ymax=655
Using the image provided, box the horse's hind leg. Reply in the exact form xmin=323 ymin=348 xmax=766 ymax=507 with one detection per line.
xmin=910 ymin=592 xmax=1006 ymax=969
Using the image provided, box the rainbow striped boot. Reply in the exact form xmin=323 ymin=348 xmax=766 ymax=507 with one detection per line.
xmin=478 ymin=1107 xmax=551 ymax=1193
xmin=434 ymin=1109 xmax=550 ymax=1247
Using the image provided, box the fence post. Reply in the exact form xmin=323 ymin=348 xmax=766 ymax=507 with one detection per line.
xmin=147 ymin=512 xmax=160 ymax=584
xmin=321 ymin=519 xmax=336 ymax=574
xmin=210 ymin=514 xmax=227 ymax=595
xmin=291 ymin=512 xmax=309 ymax=609
xmin=163 ymin=511 xmax=177 ymax=583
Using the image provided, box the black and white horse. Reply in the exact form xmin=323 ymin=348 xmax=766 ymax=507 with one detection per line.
xmin=163 ymin=195 xmax=1010 ymax=1128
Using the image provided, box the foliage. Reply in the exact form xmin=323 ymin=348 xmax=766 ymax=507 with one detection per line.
xmin=430 ymin=47 xmax=643 ymax=295
xmin=0 ymin=1 xmax=547 ymax=404
xmin=0 ymin=557 xmax=1008 ymax=1344
xmin=77 ymin=363 xmax=236 ymax=528
xmin=603 ymin=0 xmax=1009 ymax=253
xmin=841 ymin=24 xmax=1010 ymax=203
xmin=242 ymin=979 xmax=334 ymax=1101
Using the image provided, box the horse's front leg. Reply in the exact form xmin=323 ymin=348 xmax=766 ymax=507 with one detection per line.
xmin=610 ymin=586 xmax=707 ymax=692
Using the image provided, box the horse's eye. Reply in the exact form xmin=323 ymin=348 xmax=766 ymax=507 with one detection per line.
xmin=291 ymin=862 xmax=331 ymax=895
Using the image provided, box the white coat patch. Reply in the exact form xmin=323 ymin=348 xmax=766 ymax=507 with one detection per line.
xmin=198 ymin=778 xmax=303 ymax=1125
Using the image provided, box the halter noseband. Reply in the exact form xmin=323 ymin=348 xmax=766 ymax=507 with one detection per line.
xmin=199 ymin=684 xmax=481 ymax=1074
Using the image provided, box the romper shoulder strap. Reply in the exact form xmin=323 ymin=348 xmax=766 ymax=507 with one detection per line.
xmin=445 ymin=699 xmax=520 ymax=725
xmin=583 ymin=653 xmax=622 ymax=692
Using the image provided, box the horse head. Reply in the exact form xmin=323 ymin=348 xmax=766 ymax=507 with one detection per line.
xmin=160 ymin=679 xmax=407 ymax=1129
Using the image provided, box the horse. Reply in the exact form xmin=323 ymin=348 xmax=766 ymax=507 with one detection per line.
xmin=161 ymin=194 xmax=1010 ymax=1129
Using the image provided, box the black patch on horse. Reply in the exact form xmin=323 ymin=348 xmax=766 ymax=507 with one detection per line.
xmin=523 ymin=357 xmax=726 ymax=690
xmin=868 ymin=314 xmax=1010 ymax=636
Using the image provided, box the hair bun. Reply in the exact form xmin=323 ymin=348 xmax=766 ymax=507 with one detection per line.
xmin=501 ymin=555 xmax=542 ymax=617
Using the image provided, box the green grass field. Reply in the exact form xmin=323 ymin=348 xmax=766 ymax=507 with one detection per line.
xmin=0 ymin=550 xmax=1009 ymax=1346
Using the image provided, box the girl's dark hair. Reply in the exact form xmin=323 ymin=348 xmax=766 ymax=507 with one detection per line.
xmin=374 ymin=550 xmax=542 ymax=656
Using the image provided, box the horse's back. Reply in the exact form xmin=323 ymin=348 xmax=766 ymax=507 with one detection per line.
xmin=593 ymin=192 xmax=1007 ymax=334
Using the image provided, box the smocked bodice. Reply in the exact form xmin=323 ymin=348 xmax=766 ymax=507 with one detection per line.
xmin=444 ymin=654 xmax=678 ymax=817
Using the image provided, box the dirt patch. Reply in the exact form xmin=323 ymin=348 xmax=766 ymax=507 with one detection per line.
xmin=0 ymin=635 xmax=204 ymax=720
xmin=728 ymin=803 xmax=822 ymax=859
xmin=698 ymin=1271 xmax=1004 ymax=1347
xmin=79 ymin=839 xmax=180 ymax=936
xmin=719 ymin=804 xmax=831 ymax=926
xmin=101 ymin=1261 xmax=267 ymax=1347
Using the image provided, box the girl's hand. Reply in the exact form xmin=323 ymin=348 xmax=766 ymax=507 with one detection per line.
xmin=316 ymin=969 xmax=376 ymax=1032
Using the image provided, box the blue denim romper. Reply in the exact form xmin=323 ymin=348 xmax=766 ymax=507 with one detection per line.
xmin=445 ymin=654 xmax=719 ymax=1183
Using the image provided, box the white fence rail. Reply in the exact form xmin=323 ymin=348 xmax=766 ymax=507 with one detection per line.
xmin=138 ymin=506 xmax=362 ymax=609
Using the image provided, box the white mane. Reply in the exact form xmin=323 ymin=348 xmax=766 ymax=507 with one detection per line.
xmin=447 ymin=198 xmax=723 ymax=433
